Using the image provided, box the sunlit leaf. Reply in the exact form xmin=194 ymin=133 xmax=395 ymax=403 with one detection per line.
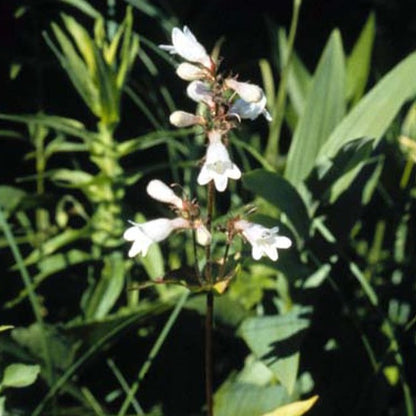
xmin=261 ymin=395 xmax=319 ymax=416
xmin=239 ymin=307 xmax=311 ymax=394
xmin=285 ymin=30 xmax=345 ymax=186
xmin=320 ymin=51 xmax=416 ymax=159
xmin=346 ymin=13 xmax=375 ymax=104
xmin=1 ymin=364 xmax=40 ymax=388
xmin=214 ymin=379 xmax=288 ymax=416
xmin=0 ymin=326 xmax=14 ymax=333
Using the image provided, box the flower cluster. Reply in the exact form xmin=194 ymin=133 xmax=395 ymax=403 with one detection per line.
xmin=124 ymin=180 xmax=210 ymax=257
xmin=124 ymin=26 xmax=291 ymax=266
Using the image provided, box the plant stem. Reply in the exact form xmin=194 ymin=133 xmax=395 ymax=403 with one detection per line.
xmin=204 ymin=181 xmax=215 ymax=416
xmin=265 ymin=0 xmax=302 ymax=167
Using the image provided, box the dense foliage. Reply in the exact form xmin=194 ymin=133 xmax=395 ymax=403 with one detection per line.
xmin=0 ymin=1 xmax=415 ymax=415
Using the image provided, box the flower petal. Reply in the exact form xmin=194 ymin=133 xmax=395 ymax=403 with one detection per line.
xmin=274 ymin=236 xmax=292 ymax=249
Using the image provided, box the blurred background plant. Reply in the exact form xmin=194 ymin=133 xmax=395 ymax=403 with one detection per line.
xmin=0 ymin=0 xmax=415 ymax=415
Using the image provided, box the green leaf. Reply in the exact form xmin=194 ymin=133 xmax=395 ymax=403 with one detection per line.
xmin=1 ymin=363 xmax=40 ymax=388
xmin=11 ymin=324 xmax=76 ymax=370
xmin=49 ymin=168 xmax=93 ymax=187
xmin=349 ymin=262 xmax=378 ymax=306
xmin=239 ymin=307 xmax=311 ymax=394
xmin=346 ymin=13 xmax=375 ymax=104
xmin=84 ymin=251 xmax=125 ymax=320
xmin=262 ymin=395 xmax=319 ymax=416
xmin=0 ymin=326 xmax=14 ymax=333
xmin=243 ymin=169 xmax=310 ymax=240
xmin=58 ymin=0 xmax=102 ymax=19
xmin=306 ymin=137 xmax=375 ymax=203
xmin=278 ymin=29 xmax=311 ymax=119
xmin=117 ymin=129 xmax=189 ymax=158
xmin=61 ymin=14 xmax=97 ymax=76
xmin=285 ymin=30 xmax=346 ymax=186
xmin=303 ymin=264 xmax=331 ymax=289
xmin=116 ymin=6 xmax=139 ymax=89
xmin=18 ymin=227 xmax=90 ymax=267
xmin=50 ymin=23 xmax=100 ymax=116
xmin=320 ymin=51 xmax=416 ymax=159
xmin=0 ymin=396 xmax=5 ymax=414
xmin=0 ymin=186 xmax=26 ymax=215
xmin=0 ymin=113 xmax=94 ymax=142
xmin=215 ymin=380 xmax=288 ymax=416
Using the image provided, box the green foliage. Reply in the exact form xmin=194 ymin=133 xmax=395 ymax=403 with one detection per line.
xmin=1 ymin=1 xmax=416 ymax=415
xmin=285 ymin=30 xmax=345 ymax=186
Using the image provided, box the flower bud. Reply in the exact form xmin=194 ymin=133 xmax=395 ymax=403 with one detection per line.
xmin=176 ymin=63 xmax=207 ymax=81
xmin=194 ymin=220 xmax=211 ymax=246
xmin=169 ymin=111 xmax=205 ymax=127
xmin=186 ymin=81 xmax=215 ymax=107
xmin=225 ymin=78 xmax=263 ymax=103
xmin=146 ymin=179 xmax=183 ymax=209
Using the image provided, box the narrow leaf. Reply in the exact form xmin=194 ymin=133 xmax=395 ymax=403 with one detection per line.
xmin=346 ymin=13 xmax=375 ymax=104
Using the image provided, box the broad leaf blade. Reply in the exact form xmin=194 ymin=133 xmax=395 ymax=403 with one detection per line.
xmin=320 ymin=51 xmax=416 ymax=159
xmin=1 ymin=363 xmax=40 ymax=388
xmin=239 ymin=307 xmax=311 ymax=394
xmin=285 ymin=30 xmax=346 ymax=186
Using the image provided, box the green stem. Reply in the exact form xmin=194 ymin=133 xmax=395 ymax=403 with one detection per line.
xmin=265 ymin=0 xmax=302 ymax=167
xmin=117 ymin=292 xmax=189 ymax=416
xmin=0 ymin=209 xmax=54 ymax=385
xmin=400 ymin=158 xmax=414 ymax=189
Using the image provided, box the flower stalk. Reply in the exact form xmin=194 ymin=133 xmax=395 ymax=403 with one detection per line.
xmin=124 ymin=24 xmax=292 ymax=415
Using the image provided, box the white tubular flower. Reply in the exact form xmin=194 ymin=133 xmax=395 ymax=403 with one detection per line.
xmin=194 ymin=220 xmax=211 ymax=246
xmin=186 ymin=81 xmax=215 ymax=107
xmin=225 ymin=78 xmax=263 ymax=103
xmin=159 ymin=26 xmax=212 ymax=69
xmin=229 ymin=93 xmax=272 ymax=122
xmin=234 ymin=220 xmax=292 ymax=261
xmin=146 ymin=179 xmax=183 ymax=210
xmin=169 ymin=111 xmax=205 ymax=127
xmin=176 ymin=63 xmax=207 ymax=81
xmin=123 ymin=217 xmax=189 ymax=257
xmin=197 ymin=141 xmax=241 ymax=192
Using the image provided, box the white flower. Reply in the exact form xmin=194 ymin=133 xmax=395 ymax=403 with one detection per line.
xmin=159 ymin=26 xmax=212 ymax=69
xmin=186 ymin=81 xmax=215 ymax=107
xmin=225 ymin=78 xmax=263 ymax=103
xmin=169 ymin=111 xmax=205 ymax=127
xmin=197 ymin=141 xmax=241 ymax=192
xmin=229 ymin=93 xmax=272 ymax=122
xmin=123 ymin=217 xmax=189 ymax=257
xmin=146 ymin=179 xmax=183 ymax=210
xmin=234 ymin=220 xmax=292 ymax=261
xmin=176 ymin=63 xmax=207 ymax=81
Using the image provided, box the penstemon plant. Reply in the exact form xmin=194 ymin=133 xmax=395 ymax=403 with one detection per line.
xmin=123 ymin=25 xmax=292 ymax=416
